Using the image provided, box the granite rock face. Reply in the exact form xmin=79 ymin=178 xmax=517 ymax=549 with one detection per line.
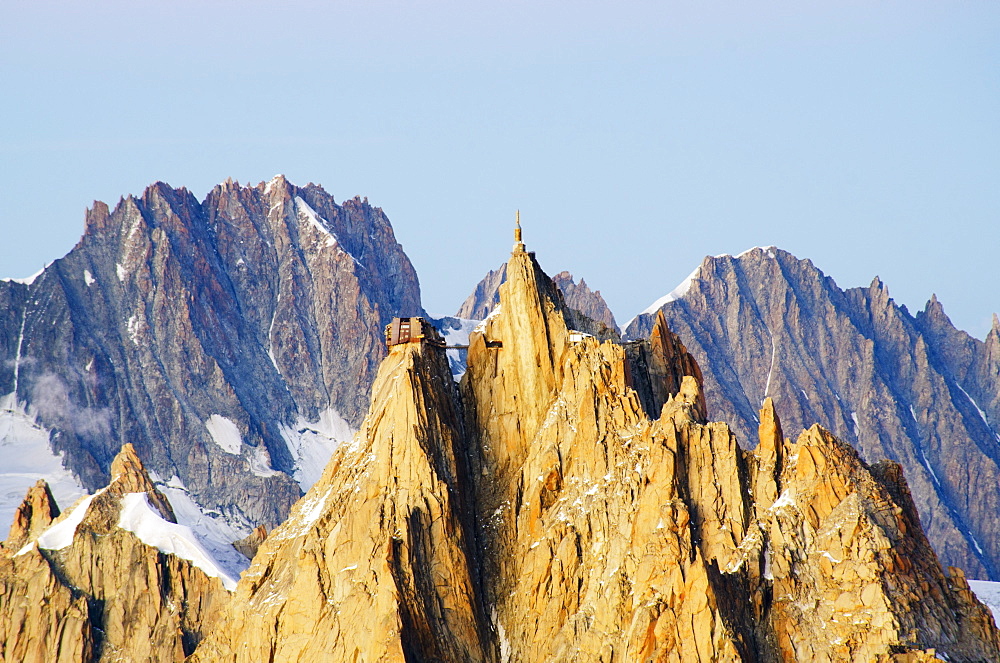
xmin=0 ymin=176 xmax=423 ymax=533
xmin=627 ymin=247 xmax=1000 ymax=580
xmin=0 ymin=445 xmax=231 ymax=662
xmin=190 ymin=238 xmax=999 ymax=662
xmin=457 ymin=263 xmax=619 ymax=334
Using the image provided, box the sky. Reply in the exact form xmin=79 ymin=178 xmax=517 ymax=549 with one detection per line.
xmin=2 ymin=1 xmax=998 ymax=337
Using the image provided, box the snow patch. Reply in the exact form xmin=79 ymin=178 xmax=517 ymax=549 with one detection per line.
xmin=126 ymin=313 xmax=142 ymax=345
xmin=851 ymin=411 xmax=859 ymax=437
xmin=280 ymin=408 xmax=354 ymax=491
xmin=1 ymin=264 xmax=48 ymax=286
xmin=117 ymin=492 xmax=239 ymax=591
xmin=83 ymin=270 xmax=95 ymax=286
xmin=278 ymin=486 xmax=333 ymax=540
xmin=264 ymin=174 xmax=285 ymax=195
xmin=762 ymin=334 xmax=776 ymax=403
xmin=919 ymin=448 xmax=941 ymax=487
xmin=205 ymin=415 xmax=242 ymax=455
xmin=956 ymin=383 xmax=991 ymax=427
xmin=968 ymin=580 xmax=1000 ymax=624
xmin=20 ymin=491 xmax=100 ymax=555
xmin=473 ymin=305 xmax=502 ymax=334
xmin=247 ymin=444 xmax=282 ymax=478
xmin=733 ymin=245 xmax=778 ymax=259
xmin=154 ymin=478 xmax=251 ymax=580
xmin=116 ymin=263 xmax=126 ymax=282
xmin=970 ymin=534 xmax=985 ymax=557
xmin=770 ymin=488 xmax=796 ymax=510
xmin=294 ymin=196 xmax=338 ymax=249
xmin=639 ymin=265 xmax=701 ymax=316
xmin=0 ymin=393 xmax=88 ymax=541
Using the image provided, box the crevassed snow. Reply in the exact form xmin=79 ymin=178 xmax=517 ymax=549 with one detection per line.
xmin=280 ymin=408 xmax=354 ymax=491
xmin=20 ymin=491 xmax=100 ymax=555
xmin=83 ymin=270 xmax=95 ymax=286
xmin=969 ymin=580 xmax=1000 ymax=623
xmin=205 ymin=415 xmax=243 ymax=455
xmin=247 ymin=444 xmax=281 ymax=478
xmin=0 ymin=393 xmax=88 ymax=541
xmin=294 ymin=196 xmax=338 ymax=249
xmin=638 ymin=266 xmax=701 ymax=316
xmin=154 ymin=476 xmax=251 ymax=580
xmin=118 ymin=492 xmax=239 ymax=590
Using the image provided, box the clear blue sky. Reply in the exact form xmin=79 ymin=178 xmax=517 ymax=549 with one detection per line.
xmin=2 ymin=1 xmax=998 ymax=336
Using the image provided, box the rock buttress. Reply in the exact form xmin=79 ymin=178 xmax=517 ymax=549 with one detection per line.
xmin=463 ymin=247 xmax=745 ymax=661
xmin=188 ymin=332 xmax=491 ymax=662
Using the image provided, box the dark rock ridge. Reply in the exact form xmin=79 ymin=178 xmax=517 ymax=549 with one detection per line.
xmin=456 ymin=263 xmax=619 ymax=334
xmin=0 ymin=176 xmax=423 ymax=533
xmin=626 ymin=247 xmax=1000 ymax=579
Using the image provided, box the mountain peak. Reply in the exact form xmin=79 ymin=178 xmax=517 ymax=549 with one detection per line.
xmin=2 ymin=480 xmax=60 ymax=553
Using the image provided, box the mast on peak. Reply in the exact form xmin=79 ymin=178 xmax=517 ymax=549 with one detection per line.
xmin=513 ymin=210 xmax=525 ymax=253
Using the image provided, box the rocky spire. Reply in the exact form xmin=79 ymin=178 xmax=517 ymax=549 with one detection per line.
xmin=2 ymin=480 xmax=60 ymax=553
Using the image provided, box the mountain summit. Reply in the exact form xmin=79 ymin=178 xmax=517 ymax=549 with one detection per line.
xmin=628 ymin=247 xmax=1000 ymax=579
xmin=0 ymin=176 xmax=423 ymax=543
xmin=189 ymin=226 xmax=999 ymax=661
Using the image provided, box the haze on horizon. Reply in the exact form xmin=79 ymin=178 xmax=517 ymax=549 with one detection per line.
xmin=1 ymin=1 xmax=997 ymax=337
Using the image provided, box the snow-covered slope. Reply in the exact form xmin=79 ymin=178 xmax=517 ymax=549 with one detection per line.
xmin=0 ymin=393 xmax=86 ymax=539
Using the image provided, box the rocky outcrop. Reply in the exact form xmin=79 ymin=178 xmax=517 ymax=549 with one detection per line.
xmin=456 ymin=263 xmax=506 ymax=320
xmin=2 ymin=479 xmax=59 ymax=554
xmin=0 ymin=176 xmax=423 ymax=537
xmin=0 ymin=445 xmax=232 ymax=662
xmin=192 ymin=234 xmax=1000 ymax=661
xmin=551 ymin=270 xmax=619 ymax=333
xmin=627 ymin=247 xmax=1000 ymax=579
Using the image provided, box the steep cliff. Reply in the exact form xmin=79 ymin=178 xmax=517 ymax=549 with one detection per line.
xmin=0 ymin=444 xmax=232 ymax=662
xmin=626 ymin=247 xmax=1000 ymax=579
xmin=188 ymin=317 xmax=489 ymax=662
xmin=0 ymin=176 xmax=423 ymax=540
xmin=191 ymin=234 xmax=999 ymax=662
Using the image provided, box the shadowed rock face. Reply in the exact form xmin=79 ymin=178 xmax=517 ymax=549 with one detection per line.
xmin=626 ymin=247 xmax=1000 ymax=579
xmin=0 ymin=176 xmax=423 ymax=531
xmin=190 ymin=238 xmax=1000 ymax=662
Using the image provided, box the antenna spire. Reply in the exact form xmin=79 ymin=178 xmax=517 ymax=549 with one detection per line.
xmin=513 ymin=210 xmax=525 ymax=253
